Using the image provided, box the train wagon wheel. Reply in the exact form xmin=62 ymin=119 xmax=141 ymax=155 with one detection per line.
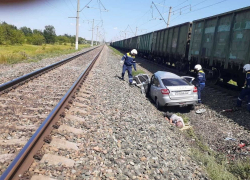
xmin=210 ymin=68 xmax=220 ymax=85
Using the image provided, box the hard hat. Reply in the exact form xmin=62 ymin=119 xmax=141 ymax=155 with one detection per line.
xmin=131 ymin=49 xmax=137 ymax=55
xmin=194 ymin=64 xmax=202 ymax=71
xmin=243 ymin=64 xmax=250 ymax=72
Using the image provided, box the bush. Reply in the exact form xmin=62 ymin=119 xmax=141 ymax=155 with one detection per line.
xmin=31 ymin=33 xmax=45 ymax=45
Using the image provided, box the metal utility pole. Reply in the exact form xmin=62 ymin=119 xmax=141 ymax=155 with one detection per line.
xmin=75 ymin=0 xmax=80 ymax=50
xmin=135 ymin=27 xmax=138 ymax=36
xmin=96 ymin=26 xmax=99 ymax=45
xmin=91 ymin=19 xmax=94 ymax=46
xmin=167 ymin=6 xmax=172 ymax=27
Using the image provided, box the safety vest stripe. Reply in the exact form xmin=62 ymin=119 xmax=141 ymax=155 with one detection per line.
xmin=126 ymin=53 xmax=135 ymax=58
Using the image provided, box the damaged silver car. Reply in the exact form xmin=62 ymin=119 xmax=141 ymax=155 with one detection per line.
xmin=147 ymin=71 xmax=198 ymax=110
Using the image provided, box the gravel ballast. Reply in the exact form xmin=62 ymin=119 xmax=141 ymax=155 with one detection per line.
xmin=66 ymin=46 xmax=206 ymax=179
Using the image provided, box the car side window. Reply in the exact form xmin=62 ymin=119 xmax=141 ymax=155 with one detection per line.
xmin=153 ymin=77 xmax=160 ymax=87
xmin=151 ymin=75 xmax=155 ymax=85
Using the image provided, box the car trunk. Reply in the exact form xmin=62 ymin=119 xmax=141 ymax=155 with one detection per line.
xmin=167 ymin=86 xmax=194 ymax=100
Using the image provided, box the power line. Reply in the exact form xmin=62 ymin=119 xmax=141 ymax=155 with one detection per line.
xmin=69 ymin=0 xmax=77 ymax=11
xmin=99 ymin=0 xmax=107 ymax=11
xmin=171 ymin=4 xmax=190 ymax=14
xmin=80 ymin=0 xmax=93 ymax=12
xmin=173 ymin=0 xmax=188 ymax=9
xmin=152 ymin=1 xmax=167 ymax=25
xmin=192 ymin=0 xmax=209 ymax=8
xmin=44 ymin=0 xmax=72 ymax=17
xmin=130 ymin=0 xmax=167 ymax=27
xmin=112 ymin=0 xmax=169 ymax=40
xmin=187 ymin=0 xmax=228 ymax=13
xmin=63 ymin=0 xmax=75 ymax=14
xmin=171 ymin=0 xmax=229 ymax=23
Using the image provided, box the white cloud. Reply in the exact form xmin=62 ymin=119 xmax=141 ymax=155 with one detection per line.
xmin=114 ymin=27 xmax=118 ymax=30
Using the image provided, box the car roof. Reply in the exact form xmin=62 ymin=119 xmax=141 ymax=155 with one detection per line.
xmin=154 ymin=71 xmax=181 ymax=79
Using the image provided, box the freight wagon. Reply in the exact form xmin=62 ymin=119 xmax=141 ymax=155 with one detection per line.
xmin=111 ymin=6 xmax=250 ymax=87
xmin=189 ymin=6 xmax=250 ymax=87
xmin=150 ymin=22 xmax=191 ymax=68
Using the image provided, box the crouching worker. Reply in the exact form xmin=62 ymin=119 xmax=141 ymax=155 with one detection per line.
xmin=121 ymin=49 xmax=137 ymax=85
xmin=164 ymin=112 xmax=184 ymax=128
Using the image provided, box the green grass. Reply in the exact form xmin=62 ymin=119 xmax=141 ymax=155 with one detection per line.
xmin=176 ymin=113 xmax=189 ymax=124
xmin=0 ymin=43 xmax=91 ymax=64
xmin=185 ymin=127 xmax=250 ymax=179
xmin=132 ymin=69 xmax=145 ymax=76
xmin=109 ymin=46 xmax=123 ymax=56
xmin=228 ymin=159 xmax=250 ymax=179
xmin=191 ymin=148 xmax=237 ymax=180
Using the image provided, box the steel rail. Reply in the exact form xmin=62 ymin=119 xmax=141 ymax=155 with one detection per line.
xmin=0 ymin=45 xmax=104 ymax=180
xmin=0 ymin=46 xmax=99 ymax=93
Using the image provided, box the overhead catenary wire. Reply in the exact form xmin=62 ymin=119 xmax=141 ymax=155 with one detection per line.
xmin=44 ymin=0 xmax=72 ymax=17
xmin=113 ymin=0 xmax=211 ymax=39
xmin=69 ymin=0 xmax=77 ymax=11
xmin=99 ymin=0 xmax=107 ymax=11
xmin=80 ymin=0 xmax=93 ymax=12
xmin=113 ymin=0 xmax=230 ymax=41
xmin=111 ymin=0 xmax=167 ymax=40
xmin=171 ymin=4 xmax=190 ymax=14
xmin=63 ymin=0 xmax=75 ymax=14
xmin=172 ymin=0 xmax=188 ymax=9
xmin=152 ymin=1 xmax=168 ymax=25
xmin=170 ymin=0 xmax=229 ymax=23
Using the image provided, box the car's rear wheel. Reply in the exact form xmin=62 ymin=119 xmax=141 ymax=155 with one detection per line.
xmin=155 ymin=98 xmax=162 ymax=110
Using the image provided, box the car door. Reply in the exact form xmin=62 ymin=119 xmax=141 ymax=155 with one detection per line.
xmin=150 ymin=75 xmax=156 ymax=99
xmin=150 ymin=75 xmax=160 ymax=101
xmin=154 ymin=77 xmax=162 ymax=102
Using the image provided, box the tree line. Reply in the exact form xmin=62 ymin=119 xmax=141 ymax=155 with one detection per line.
xmin=0 ymin=21 xmax=86 ymax=45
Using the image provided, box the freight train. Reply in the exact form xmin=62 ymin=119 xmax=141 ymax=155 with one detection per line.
xmin=111 ymin=6 xmax=250 ymax=88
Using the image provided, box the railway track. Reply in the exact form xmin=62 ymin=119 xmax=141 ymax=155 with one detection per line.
xmin=0 ymin=46 xmax=104 ymax=179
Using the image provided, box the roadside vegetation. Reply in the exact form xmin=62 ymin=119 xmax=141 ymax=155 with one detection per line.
xmin=109 ymin=46 xmax=123 ymax=56
xmin=0 ymin=44 xmax=90 ymax=64
xmin=132 ymin=69 xmax=145 ymax=76
xmin=0 ymin=21 xmax=94 ymax=64
xmin=185 ymin=124 xmax=250 ymax=179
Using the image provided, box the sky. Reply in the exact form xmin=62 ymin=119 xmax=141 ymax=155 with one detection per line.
xmin=0 ymin=0 xmax=250 ymax=42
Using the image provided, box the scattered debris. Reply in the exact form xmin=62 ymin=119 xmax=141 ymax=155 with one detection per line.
xmin=220 ymin=107 xmax=240 ymax=113
xmin=195 ymin=108 xmax=206 ymax=114
xmin=224 ymin=137 xmax=236 ymax=141
xmin=133 ymin=74 xmax=150 ymax=95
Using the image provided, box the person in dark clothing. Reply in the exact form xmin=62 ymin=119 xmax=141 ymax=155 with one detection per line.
xmin=194 ymin=64 xmax=206 ymax=104
xmin=236 ymin=64 xmax=250 ymax=112
xmin=121 ymin=49 xmax=137 ymax=85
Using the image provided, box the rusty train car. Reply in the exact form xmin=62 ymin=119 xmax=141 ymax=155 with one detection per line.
xmin=111 ymin=6 xmax=250 ymax=87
